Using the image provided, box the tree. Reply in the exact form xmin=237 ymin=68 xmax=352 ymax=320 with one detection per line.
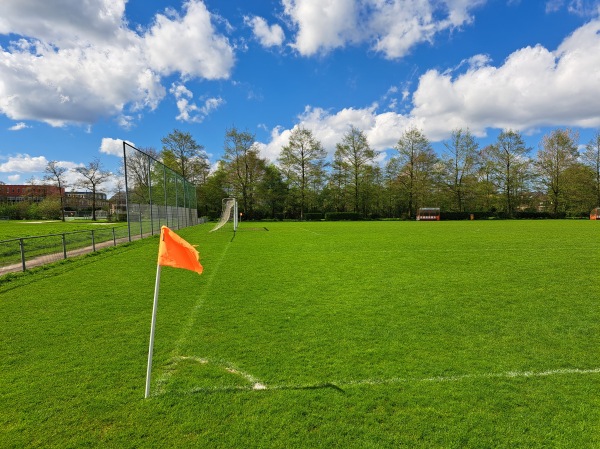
xmin=392 ymin=127 xmax=438 ymax=218
xmin=278 ymin=127 xmax=326 ymax=220
xmin=222 ymin=127 xmax=266 ymax=219
xmin=161 ymin=129 xmax=209 ymax=183
xmin=197 ymin=161 xmax=229 ymax=219
xmin=535 ymin=129 xmax=579 ymax=214
xmin=581 ymin=131 xmax=600 ymax=207
xmin=334 ymin=126 xmax=376 ymax=215
xmin=258 ymin=164 xmax=288 ymax=219
xmin=442 ymin=128 xmax=479 ymax=212
xmin=122 ymin=147 xmax=159 ymax=204
xmin=44 ymin=160 xmax=69 ymax=221
xmin=74 ymin=158 xmax=112 ymax=221
xmin=485 ymin=130 xmax=531 ymax=215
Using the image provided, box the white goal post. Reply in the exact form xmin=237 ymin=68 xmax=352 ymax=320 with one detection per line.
xmin=210 ymin=198 xmax=238 ymax=232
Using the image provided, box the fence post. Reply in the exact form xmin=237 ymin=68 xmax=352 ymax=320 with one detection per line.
xmin=19 ymin=238 xmax=26 ymax=272
xmin=62 ymin=234 xmax=67 ymax=259
xmin=92 ymin=230 xmax=96 ymax=252
xmin=113 ymin=228 xmax=116 ymax=246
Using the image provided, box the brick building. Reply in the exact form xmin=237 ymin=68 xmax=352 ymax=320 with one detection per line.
xmin=0 ymin=184 xmax=65 ymax=203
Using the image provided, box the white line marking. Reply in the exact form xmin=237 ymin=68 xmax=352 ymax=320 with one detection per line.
xmin=154 ymin=361 xmax=600 ymax=396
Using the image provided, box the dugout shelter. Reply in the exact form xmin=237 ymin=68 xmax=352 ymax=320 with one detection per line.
xmin=416 ymin=208 xmax=441 ymax=221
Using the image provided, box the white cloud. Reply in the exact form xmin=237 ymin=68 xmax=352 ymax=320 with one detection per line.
xmin=0 ymin=154 xmax=48 ymax=172
xmin=8 ymin=122 xmax=29 ymax=131
xmin=410 ymin=18 xmax=600 ymax=139
xmin=144 ymin=0 xmax=234 ymax=79
xmin=0 ymin=0 xmax=127 ymax=46
xmin=245 ymin=16 xmax=285 ymax=47
xmin=282 ymin=0 xmax=485 ymax=58
xmin=100 ymin=138 xmax=134 ymax=157
xmin=7 ymin=174 xmax=20 ymax=182
xmin=170 ymin=82 xmax=224 ymax=123
xmin=282 ymin=0 xmax=360 ymax=55
xmin=258 ymin=104 xmax=413 ymax=161
xmin=0 ymin=0 xmax=233 ymax=127
xmin=259 ymin=18 xmax=600 ymax=158
xmin=546 ymin=0 xmax=600 ymax=15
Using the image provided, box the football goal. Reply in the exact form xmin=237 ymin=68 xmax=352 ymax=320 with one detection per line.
xmin=210 ymin=198 xmax=238 ymax=232
xmin=416 ymin=207 xmax=441 ymax=221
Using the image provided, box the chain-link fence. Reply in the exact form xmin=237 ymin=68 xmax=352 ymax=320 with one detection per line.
xmin=0 ymin=226 xmax=131 ymax=276
xmin=123 ymin=142 xmax=198 ymax=240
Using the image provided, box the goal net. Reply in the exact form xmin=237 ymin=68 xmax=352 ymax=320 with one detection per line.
xmin=210 ymin=198 xmax=238 ymax=232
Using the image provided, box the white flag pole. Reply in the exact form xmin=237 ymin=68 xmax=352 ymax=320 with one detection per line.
xmin=145 ymin=264 xmax=162 ymax=399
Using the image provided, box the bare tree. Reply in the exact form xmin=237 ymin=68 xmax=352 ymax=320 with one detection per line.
xmin=75 ymin=158 xmax=112 ymax=221
xmin=44 ymin=160 xmax=69 ymax=221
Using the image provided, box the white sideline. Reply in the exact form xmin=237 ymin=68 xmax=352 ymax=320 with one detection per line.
xmin=154 ymin=360 xmax=600 ymax=396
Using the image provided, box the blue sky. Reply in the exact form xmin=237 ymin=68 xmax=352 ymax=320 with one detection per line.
xmin=1 ymin=0 xmax=599 ymax=192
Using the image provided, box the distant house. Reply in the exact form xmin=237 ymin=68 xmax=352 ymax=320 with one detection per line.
xmin=0 ymin=184 xmax=64 ymax=203
xmin=109 ymin=192 xmax=127 ymax=220
xmin=65 ymin=191 xmax=109 ymax=216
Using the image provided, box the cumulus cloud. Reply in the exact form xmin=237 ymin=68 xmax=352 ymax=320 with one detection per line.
xmin=170 ymin=82 xmax=224 ymax=123
xmin=0 ymin=154 xmax=48 ymax=172
xmin=258 ymin=104 xmax=413 ymax=161
xmin=245 ymin=16 xmax=285 ymax=47
xmin=0 ymin=0 xmax=234 ymax=127
xmin=100 ymin=138 xmax=135 ymax=157
xmin=282 ymin=0 xmax=360 ymax=55
xmin=410 ymin=18 xmax=600 ymax=139
xmin=144 ymin=1 xmax=234 ymax=79
xmin=282 ymin=0 xmax=485 ymax=58
xmin=259 ymin=18 xmax=600 ymax=157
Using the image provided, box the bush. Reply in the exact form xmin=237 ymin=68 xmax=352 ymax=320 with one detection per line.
xmin=304 ymin=213 xmax=323 ymax=221
xmin=324 ymin=212 xmax=362 ymax=221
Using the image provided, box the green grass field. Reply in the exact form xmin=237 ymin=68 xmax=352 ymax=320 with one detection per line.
xmin=1 ymin=220 xmax=599 ymax=448
xmin=0 ymin=220 xmax=128 ymax=240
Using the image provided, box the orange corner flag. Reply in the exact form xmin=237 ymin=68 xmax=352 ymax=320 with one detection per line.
xmin=157 ymin=226 xmax=203 ymax=274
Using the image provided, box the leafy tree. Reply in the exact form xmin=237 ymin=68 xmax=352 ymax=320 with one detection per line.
xmin=485 ymin=130 xmax=531 ymax=215
xmin=560 ymin=163 xmax=597 ymax=215
xmin=334 ymin=126 xmax=376 ymax=215
xmin=222 ymin=127 xmax=266 ymax=219
xmin=535 ymin=129 xmax=579 ymax=214
xmin=161 ymin=129 xmax=209 ymax=183
xmin=258 ymin=164 xmax=288 ymax=219
xmin=44 ymin=160 xmax=69 ymax=221
xmin=581 ymin=131 xmax=600 ymax=207
xmin=278 ymin=127 xmax=326 ymax=220
xmin=74 ymin=158 xmax=112 ymax=221
xmin=392 ymin=127 xmax=438 ymax=218
xmin=197 ymin=161 xmax=229 ymax=219
xmin=442 ymin=128 xmax=479 ymax=212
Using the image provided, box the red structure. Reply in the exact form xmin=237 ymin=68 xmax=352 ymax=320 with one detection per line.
xmin=416 ymin=207 xmax=441 ymax=221
xmin=591 ymin=208 xmax=600 ymax=220
xmin=0 ymin=184 xmax=64 ymax=203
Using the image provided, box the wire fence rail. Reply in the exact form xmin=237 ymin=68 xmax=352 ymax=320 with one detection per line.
xmin=0 ymin=226 xmax=134 ymax=276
